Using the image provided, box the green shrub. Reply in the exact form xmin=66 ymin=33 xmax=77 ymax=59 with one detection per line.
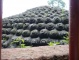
xmin=48 ymin=41 xmax=60 ymax=46
xmin=59 ymin=32 xmax=69 ymax=45
xmin=11 ymin=37 xmax=25 ymax=48
xmin=20 ymin=44 xmax=26 ymax=48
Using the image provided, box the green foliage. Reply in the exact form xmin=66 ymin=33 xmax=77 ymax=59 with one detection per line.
xmin=20 ymin=44 xmax=26 ymax=48
xmin=61 ymin=9 xmax=65 ymax=14
xmin=11 ymin=37 xmax=32 ymax=48
xmin=48 ymin=0 xmax=65 ymax=8
xmin=11 ymin=37 xmax=25 ymax=48
xmin=20 ymin=44 xmax=32 ymax=48
xmin=48 ymin=41 xmax=60 ymax=46
xmin=48 ymin=33 xmax=69 ymax=46
xmin=15 ymin=37 xmax=24 ymax=43
xmin=62 ymin=35 xmax=69 ymax=44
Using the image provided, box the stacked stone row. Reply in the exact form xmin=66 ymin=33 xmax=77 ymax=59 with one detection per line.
xmin=2 ymin=6 xmax=69 ymax=48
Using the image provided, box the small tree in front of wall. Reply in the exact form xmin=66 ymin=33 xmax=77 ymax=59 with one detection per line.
xmin=48 ymin=0 xmax=65 ymax=8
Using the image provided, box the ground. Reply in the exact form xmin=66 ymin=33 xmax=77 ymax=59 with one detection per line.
xmin=1 ymin=45 xmax=69 ymax=60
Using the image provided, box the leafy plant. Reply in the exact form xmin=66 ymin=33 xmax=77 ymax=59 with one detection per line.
xmin=11 ymin=37 xmax=32 ymax=48
xmin=11 ymin=37 xmax=25 ymax=48
xmin=48 ymin=41 xmax=60 ymax=46
xmin=48 ymin=0 xmax=65 ymax=8
xmin=61 ymin=9 xmax=65 ymax=14
xmin=62 ymin=35 xmax=69 ymax=44
xmin=20 ymin=44 xmax=26 ymax=48
xmin=48 ymin=33 xmax=69 ymax=46
xmin=60 ymin=32 xmax=69 ymax=45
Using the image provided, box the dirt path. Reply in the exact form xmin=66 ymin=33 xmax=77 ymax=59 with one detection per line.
xmin=1 ymin=45 xmax=69 ymax=60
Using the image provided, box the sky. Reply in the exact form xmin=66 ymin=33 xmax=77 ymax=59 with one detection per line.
xmin=2 ymin=0 xmax=69 ymax=18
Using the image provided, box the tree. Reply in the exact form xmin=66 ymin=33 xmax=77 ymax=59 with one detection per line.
xmin=48 ymin=0 xmax=65 ymax=8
